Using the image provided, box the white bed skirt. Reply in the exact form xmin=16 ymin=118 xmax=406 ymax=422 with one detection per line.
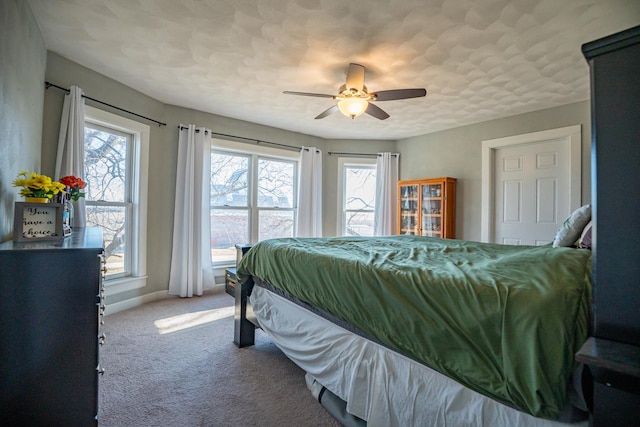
xmin=250 ymin=286 xmax=588 ymax=427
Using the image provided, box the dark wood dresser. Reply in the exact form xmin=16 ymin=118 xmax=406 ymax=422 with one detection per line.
xmin=0 ymin=227 xmax=105 ymax=426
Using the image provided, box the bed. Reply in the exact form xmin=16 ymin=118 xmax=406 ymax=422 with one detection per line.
xmin=234 ymin=235 xmax=592 ymax=426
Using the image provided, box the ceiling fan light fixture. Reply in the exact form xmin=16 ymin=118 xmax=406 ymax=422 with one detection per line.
xmin=337 ymin=97 xmax=368 ymax=119
xmin=283 ymin=63 xmax=426 ymax=121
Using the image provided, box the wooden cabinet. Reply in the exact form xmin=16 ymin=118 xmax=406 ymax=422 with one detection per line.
xmin=398 ymin=177 xmax=456 ymax=238
xmin=580 ymin=25 xmax=640 ymax=426
xmin=0 ymin=227 xmax=104 ymax=426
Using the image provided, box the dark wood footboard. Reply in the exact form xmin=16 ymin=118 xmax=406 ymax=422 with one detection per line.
xmin=233 ymin=275 xmax=259 ymax=347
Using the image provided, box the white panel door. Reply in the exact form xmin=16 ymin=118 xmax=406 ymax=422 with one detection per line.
xmin=493 ymin=138 xmax=569 ymax=246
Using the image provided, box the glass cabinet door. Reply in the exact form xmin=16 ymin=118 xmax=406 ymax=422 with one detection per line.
xmin=421 ymin=183 xmax=442 ymax=237
xmin=398 ymin=177 xmax=456 ymax=239
xmin=399 ymin=184 xmax=419 ymax=235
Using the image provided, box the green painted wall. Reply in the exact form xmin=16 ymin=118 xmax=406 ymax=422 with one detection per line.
xmin=0 ymin=0 xmax=47 ymax=241
xmin=41 ymin=54 xmax=363 ymax=303
xmin=397 ymin=101 xmax=591 ymax=241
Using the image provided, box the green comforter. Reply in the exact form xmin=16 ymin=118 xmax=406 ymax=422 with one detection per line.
xmin=237 ymin=235 xmax=592 ymax=419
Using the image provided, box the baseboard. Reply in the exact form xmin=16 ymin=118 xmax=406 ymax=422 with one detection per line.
xmin=104 ymin=290 xmax=171 ymax=315
xmin=104 ymin=284 xmax=227 ymax=316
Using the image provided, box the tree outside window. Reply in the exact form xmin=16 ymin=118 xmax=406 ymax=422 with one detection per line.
xmin=211 ymin=149 xmax=297 ymax=264
xmin=84 ymin=124 xmax=131 ymax=277
xmin=343 ymin=164 xmax=376 ymax=236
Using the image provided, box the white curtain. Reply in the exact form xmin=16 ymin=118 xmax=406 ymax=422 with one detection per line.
xmin=374 ymin=152 xmax=399 ymax=236
xmin=54 ymin=85 xmax=86 ymax=228
xmin=168 ymin=125 xmax=214 ymax=297
xmin=296 ymin=147 xmax=323 ymax=237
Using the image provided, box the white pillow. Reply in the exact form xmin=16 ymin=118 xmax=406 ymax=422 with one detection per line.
xmin=578 ymin=220 xmax=593 ymax=249
xmin=552 ymin=204 xmax=592 ymax=248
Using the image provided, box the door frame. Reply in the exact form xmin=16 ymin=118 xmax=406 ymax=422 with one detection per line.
xmin=480 ymin=125 xmax=582 ymax=243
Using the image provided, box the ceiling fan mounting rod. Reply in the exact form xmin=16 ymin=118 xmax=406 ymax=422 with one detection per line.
xmin=339 ymin=84 xmax=370 ymax=98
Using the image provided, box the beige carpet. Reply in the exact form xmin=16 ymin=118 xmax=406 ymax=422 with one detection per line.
xmin=98 ymin=288 xmax=340 ymax=426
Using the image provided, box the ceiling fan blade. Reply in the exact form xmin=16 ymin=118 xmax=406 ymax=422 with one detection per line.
xmin=345 ymin=63 xmax=365 ymax=91
xmin=283 ymin=91 xmax=335 ymax=98
xmin=315 ymin=105 xmax=339 ymax=119
xmin=365 ymin=103 xmax=390 ymax=120
xmin=371 ymin=88 xmax=427 ymax=101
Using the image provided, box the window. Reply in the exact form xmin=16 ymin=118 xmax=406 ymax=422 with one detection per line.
xmin=210 ymin=141 xmax=297 ymax=265
xmin=210 ymin=152 xmax=250 ymax=263
xmin=84 ymin=123 xmax=131 ymax=276
xmin=338 ymin=158 xmax=377 ymax=236
xmin=256 ymin=157 xmax=296 ymax=240
xmin=84 ymin=106 xmax=148 ymax=292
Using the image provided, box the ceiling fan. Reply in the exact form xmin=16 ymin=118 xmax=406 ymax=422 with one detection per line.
xmin=283 ymin=63 xmax=426 ymax=120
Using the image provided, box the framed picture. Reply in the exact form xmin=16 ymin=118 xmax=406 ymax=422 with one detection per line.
xmin=13 ymin=202 xmax=65 ymax=242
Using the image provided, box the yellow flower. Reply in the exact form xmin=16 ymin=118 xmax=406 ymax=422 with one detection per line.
xmin=13 ymin=171 xmax=67 ymax=199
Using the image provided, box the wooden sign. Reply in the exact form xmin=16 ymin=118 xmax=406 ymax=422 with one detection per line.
xmin=13 ymin=202 xmax=64 ymax=242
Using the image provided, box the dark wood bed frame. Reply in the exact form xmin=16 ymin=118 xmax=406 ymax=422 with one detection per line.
xmin=575 ymin=24 xmax=640 ymax=426
xmin=233 ymin=275 xmax=258 ymax=348
xmin=233 ymin=25 xmax=640 ymax=426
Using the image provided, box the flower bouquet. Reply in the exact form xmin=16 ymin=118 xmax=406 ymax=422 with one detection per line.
xmin=13 ymin=171 xmax=66 ymax=202
xmin=59 ymin=175 xmax=86 ymax=201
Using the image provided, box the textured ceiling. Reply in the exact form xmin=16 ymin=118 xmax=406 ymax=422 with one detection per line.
xmin=29 ymin=0 xmax=640 ymax=140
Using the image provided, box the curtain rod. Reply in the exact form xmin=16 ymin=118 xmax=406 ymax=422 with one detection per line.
xmin=178 ymin=127 xmax=319 ymax=153
xmin=328 ymin=152 xmax=398 ymax=157
xmin=45 ymin=82 xmax=167 ymax=127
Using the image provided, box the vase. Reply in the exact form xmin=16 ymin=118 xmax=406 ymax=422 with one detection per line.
xmin=61 ymin=200 xmax=75 ymax=235
xmin=25 ymin=197 xmax=49 ymax=203
xmin=68 ymin=201 xmax=75 ymax=229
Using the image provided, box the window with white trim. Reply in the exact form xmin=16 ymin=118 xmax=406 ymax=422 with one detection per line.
xmin=210 ymin=142 xmax=298 ymax=265
xmin=84 ymin=106 xmax=148 ymax=291
xmin=337 ymin=157 xmax=377 ymax=236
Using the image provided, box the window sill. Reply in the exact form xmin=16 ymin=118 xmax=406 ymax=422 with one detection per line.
xmin=104 ymin=275 xmax=148 ymax=296
xmin=212 ymin=261 xmax=235 ymax=268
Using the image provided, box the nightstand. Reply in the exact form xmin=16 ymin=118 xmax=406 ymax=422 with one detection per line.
xmin=575 ymin=337 xmax=640 ymax=426
xmin=225 ymin=267 xmax=237 ymax=297
xmin=226 ymin=244 xmax=252 ymax=298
